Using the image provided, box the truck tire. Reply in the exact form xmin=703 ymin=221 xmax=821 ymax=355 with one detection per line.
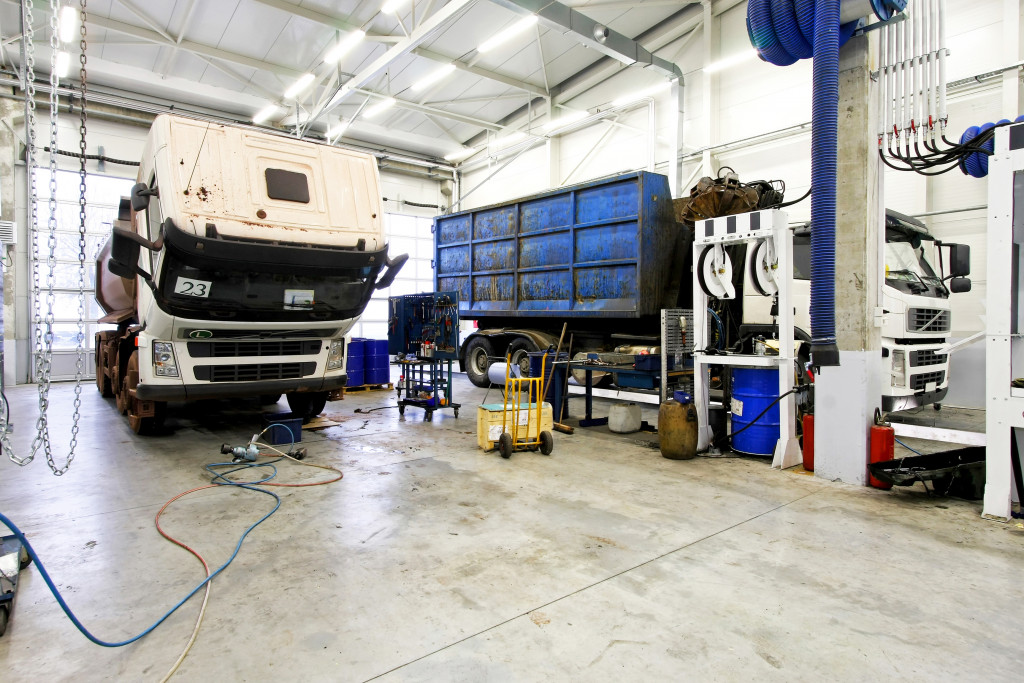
xmin=507 ymin=338 xmax=534 ymax=378
xmin=125 ymin=350 xmax=166 ymax=435
xmin=464 ymin=337 xmax=494 ymax=388
xmin=287 ymin=391 xmax=328 ymax=424
xmin=95 ymin=345 xmax=113 ymax=397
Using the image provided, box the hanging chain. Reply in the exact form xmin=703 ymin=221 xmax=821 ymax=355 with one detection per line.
xmin=68 ymin=0 xmax=89 ymax=469
xmin=6 ymin=0 xmax=39 ymax=465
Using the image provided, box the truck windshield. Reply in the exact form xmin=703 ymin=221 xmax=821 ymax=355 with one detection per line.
xmin=885 ymin=239 xmax=944 ymax=295
xmin=158 ymin=251 xmax=374 ymax=322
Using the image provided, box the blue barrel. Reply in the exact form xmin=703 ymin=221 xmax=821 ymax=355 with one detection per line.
xmin=347 ymin=369 xmax=364 ymax=387
xmin=369 ymin=354 xmax=390 ymax=370
xmin=347 ymin=338 xmax=365 ymax=357
xmin=730 ymin=367 xmax=780 ymax=456
xmin=528 ymin=350 xmax=568 ymax=401
xmin=369 ymin=339 xmax=389 ymax=356
xmin=365 ymin=366 xmax=390 ymax=385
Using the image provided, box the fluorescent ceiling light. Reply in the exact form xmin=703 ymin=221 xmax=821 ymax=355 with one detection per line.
xmin=611 ymin=81 xmax=671 ymax=107
xmin=543 ymin=109 xmax=587 ymax=132
xmin=284 ymin=73 xmax=315 ymax=100
xmin=59 ymin=6 xmax=79 ymax=44
xmin=324 ymin=30 xmax=365 ymax=63
xmin=381 ymin=0 xmax=408 ymax=14
xmin=253 ymin=104 xmax=280 ymax=125
xmin=488 ymin=131 xmax=526 ymax=151
xmin=412 ymin=63 xmax=456 ymax=93
xmin=327 ymin=121 xmax=349 ymax=138
xmin=53 ymin=51 xmax=71 ymax=79
xmin=704 ymin=49 xmax=757 ymax=74
xmin=478 ymin=15 xmax=538 ymax=54
xmin=444 ymin=147 xmax=477 ymax=162
xmin=363 ymin=97 xmax=396 ymax=119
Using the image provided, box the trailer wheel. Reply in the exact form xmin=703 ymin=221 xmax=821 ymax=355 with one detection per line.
xmin=95 ymin=345 xmax=113 ymax=397
xmin=464 ymin=337 xmax=494 ymax=388
xmin=507 ymin=338 xmax=534 ymax=378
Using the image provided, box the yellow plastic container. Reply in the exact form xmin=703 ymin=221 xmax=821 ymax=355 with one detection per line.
xmin=477 ymin=403 xmax=552 ymax=451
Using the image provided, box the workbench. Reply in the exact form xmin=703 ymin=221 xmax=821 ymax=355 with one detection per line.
xmin=550 ymin=361 xmax=694 ymax=427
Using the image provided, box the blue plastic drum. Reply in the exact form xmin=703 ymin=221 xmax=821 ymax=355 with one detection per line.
xmin=346 ymin=369 xmax=364 ymax=387
xmin=730 ymin=367 xmax=780 ymax=456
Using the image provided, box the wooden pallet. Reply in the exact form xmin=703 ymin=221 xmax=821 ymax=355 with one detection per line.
xmin=329 ymin=383 xmax=394 ymax=400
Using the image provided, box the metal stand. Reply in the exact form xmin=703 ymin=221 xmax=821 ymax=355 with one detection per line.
xmin=396 ymin=358 xmax=461 ymax=422
xmin=661 ymin=308 xmax=695 ymax=402
xmin=692 ymin=209 xmax=801 ymax=469
xmin=984 ymin=124 xmax=1024 ymax=519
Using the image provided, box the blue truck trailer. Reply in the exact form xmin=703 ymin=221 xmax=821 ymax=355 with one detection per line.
xmin=434 ymin=171 xmax=693 ymax=387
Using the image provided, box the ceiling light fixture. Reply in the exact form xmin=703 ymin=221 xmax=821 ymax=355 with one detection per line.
xmin=412 ymin=63 xmax=456 ymax=93
xmin=704 ymin=49 xmax=758 ymax=74
xmin=543 ymin=109 xmax=588 ymax=132
xmin=381 ymin=0 xmax=408 ymax=15
xmin=58 ymin=6 xmax=79 ymax=44
xmin=253 ymin=104 xmax=280 ymax=125
xmin=444 ymin=147 xmax=477 ymax=162
xmin=477 ymin=15 xmax=538 ymax=54
xmin=324 ymin=30 xmax=365 ymax=64
xmin=488 ymin=131 xmax=527 ymax=151
xmin=53 ymin=50 xmax=70 ymax=79
xmin=611 ymin=81 xmax=671 ymax=107
xmin=284 ymin=73 xmax=315 ymax=100
xmin=363 ymin=97 xmax=396 ymax=119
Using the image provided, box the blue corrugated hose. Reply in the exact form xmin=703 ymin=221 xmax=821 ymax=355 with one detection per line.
xmin=0 ymin=459 xmax=283 ymax=647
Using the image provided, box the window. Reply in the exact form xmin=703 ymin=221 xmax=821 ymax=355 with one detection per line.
xmin=31 ymin=168 xmax=135 ymax=381
xmin=265 ymin=168 xmax=310 ymax=203
xmin=347 ymin=213 xmax=436 ymax=340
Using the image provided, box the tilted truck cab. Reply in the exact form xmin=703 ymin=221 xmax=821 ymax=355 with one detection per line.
xmin=95 ymin=114 xmax=406 ymax=432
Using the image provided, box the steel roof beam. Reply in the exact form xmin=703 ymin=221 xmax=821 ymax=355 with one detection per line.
xmin=489 ymin=0 xmax=682 ymax=79
xmin=247 ymin=0 xmax=401 ymax=43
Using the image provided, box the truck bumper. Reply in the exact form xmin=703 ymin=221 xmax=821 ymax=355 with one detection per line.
xmin=135 ymin=375 xmax=347 ymax=402
xmin=883 ymin=386 xmax=948 ymax=413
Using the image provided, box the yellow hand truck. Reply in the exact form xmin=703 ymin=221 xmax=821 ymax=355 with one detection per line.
xmin=497 ymin=353 xmax=554 ymax=459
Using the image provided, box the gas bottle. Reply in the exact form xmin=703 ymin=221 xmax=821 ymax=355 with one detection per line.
xmin=659 ymin=398 xmax=698 ymax=460
xmin=802 ymin=414 xmax=815 ymax=471
xmin=869 ymin=411 xmax=895 ymax=490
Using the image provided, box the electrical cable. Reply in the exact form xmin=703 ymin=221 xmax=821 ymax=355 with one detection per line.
xmin=894 ymin=437 xmax=923 ymax=455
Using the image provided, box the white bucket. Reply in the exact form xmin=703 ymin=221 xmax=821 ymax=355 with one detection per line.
xmin=608 ymin=402 xmax=642 ymax=433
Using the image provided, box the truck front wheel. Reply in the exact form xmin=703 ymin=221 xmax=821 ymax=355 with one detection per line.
xmin=464 ymin=337 xmax=494 ymax=388
xmin=287 ymin=391 xmax=328 ymax=424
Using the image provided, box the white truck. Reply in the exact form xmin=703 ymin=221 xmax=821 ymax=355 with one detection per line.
xmin=743 ymin=209 xmax=971 ymax=411
xmin=94 ymin=114 xmax=406 ymax=433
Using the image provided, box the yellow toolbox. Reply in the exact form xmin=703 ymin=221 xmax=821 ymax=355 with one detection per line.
xmin=477 ymin=403 xmax=552 ymax=451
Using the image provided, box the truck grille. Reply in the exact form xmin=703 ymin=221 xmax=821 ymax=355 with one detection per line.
xmin=193 ymin=362 xmax=316 ymax=382
xmin=187 ymin=340 xmax=322 ymax=358
xmin=910 ymin=349 xmax=947 ymax=367
xmin=180 ymin=328 xmax=337 ymax=340
xmin=910 ymin=370 xmax=945 ymax=391
xmin=907 ymin=308 xmax=950 ymax=333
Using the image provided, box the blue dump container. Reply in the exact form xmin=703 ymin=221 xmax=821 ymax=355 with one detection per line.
xmin=262 ymin=411 xmax=302 ymax=446
xmin=730 ymin=367 xmax=780 ymax=456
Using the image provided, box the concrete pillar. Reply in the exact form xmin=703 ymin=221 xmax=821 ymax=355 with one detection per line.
xmin=812 ymin=32 xmax=884 ymax=485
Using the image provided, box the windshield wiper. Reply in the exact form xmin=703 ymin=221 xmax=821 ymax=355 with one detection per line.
xmin=887 ymin=269 xmax=928 ymax=293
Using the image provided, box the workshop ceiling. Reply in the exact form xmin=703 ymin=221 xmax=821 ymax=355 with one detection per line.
xmin=0 ymin=0 xmax=699 ymax=161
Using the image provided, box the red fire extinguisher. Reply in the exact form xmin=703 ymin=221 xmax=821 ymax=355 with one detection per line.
xmin=869 ymin=409 xmax=894 ymax=490
xmin=802 ymin=414 xmax=814 ymax=471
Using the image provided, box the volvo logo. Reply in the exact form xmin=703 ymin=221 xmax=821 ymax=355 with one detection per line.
xmin=188 ymin=329 xmax=213 ymax=339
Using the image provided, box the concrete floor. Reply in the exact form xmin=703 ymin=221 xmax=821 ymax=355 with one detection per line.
xmin=0 ymin=377 xmax=1022 ymax=681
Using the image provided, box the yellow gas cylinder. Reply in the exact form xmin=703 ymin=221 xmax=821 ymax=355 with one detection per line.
xmin=659 ymin=399 xmax=698 ymax=460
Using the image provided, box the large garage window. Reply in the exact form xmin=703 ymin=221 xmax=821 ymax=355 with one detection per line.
xmin=31 ymin=169 xmax=135 ymax=381
xmin=347 ymin=213 xmax=435 ymax=340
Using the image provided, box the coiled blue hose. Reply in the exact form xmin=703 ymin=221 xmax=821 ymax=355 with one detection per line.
xmin=961 ymin=117 xmax=1022 ymax=178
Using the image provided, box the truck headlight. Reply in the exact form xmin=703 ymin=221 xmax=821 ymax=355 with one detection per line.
xmin=891 ymin=350 xmax=905 ymax=388
xmin=327 ymin=339 xmax=345 ymax=370
xmin=152 ymin=341 xmax=179 ymax=377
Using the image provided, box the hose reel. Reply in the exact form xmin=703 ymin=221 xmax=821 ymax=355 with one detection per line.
xmin=749 ymin=238 xmax=781 ymax=297
xmin=696 ymin=244 xmax=735 ymax=299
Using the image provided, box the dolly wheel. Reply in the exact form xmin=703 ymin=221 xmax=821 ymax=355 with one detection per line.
xmin=498 ymin=432 xmax=513 ymax=459
xmin=539 ymin=430 xmax=553 ymax=455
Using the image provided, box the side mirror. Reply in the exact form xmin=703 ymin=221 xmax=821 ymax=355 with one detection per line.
xmin=949 ymin=277 xmax=972 ymax=293
xmin=948 ymin=243 xmax=971 ymax=277
xmin=130 ymin=182 xmax=158 ymax=212
xmin=107 ymin=257 xmax=136 ymax=279
xmin=109 ymin=228 xmax=141 ymax=273
xmin=374 ymin=253 xmax=409 ymax=291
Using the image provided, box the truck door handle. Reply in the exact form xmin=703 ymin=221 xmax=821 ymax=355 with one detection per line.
xmin=374 ymin=253 xmax=409 ymax=290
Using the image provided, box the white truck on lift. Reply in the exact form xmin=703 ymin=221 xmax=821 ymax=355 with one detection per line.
xmin=94 ymin=114 xmax=406 ymax=433
xmin=743 ymin=209 xmax=971 ymax=411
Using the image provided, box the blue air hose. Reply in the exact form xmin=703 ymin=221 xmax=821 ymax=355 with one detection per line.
xmin=0 ymin=461 xmax=283 ymax=647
